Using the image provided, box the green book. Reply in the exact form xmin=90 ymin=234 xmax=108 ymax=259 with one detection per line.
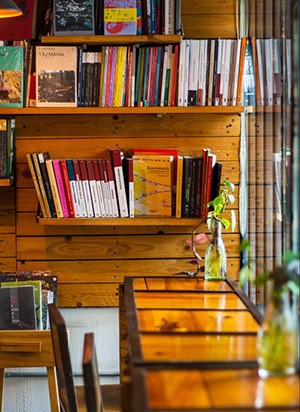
xmin=0 ymin=46 xmax=24 ymax=108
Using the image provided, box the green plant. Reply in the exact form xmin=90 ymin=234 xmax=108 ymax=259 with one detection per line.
xmin=206 ymin=179 xmax=236 ymax=230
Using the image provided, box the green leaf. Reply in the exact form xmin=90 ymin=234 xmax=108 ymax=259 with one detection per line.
xmin=220 ymin=218 xmax=230 ymax=229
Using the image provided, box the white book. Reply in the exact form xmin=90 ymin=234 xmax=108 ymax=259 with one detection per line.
xmin=164 ymin=0 xmax=175 ymax=34
xmin=79 ymin=160 xmax=94 ymax=217
xmin=36 ymin=46 xmax=77 ymax=107
xmin=106 ymin=159 xmax=119 ymax=217
xmin=160 ymin=46 xmax=169 ymax=107
xmin=183 ymin=40 xmax=190 ymax=107
xmin=222 ymin=40 xmax=232 ymax=106
xmin=215 ymin=39 xmax=223 ymax=107
xmin=86 ymin=159 xmax=102 ymax=218
xmin=265 ymin=38 xmax=273 ymax=106
xmin=72 ymin=159 xmax=88 ymax=218
xmin=92 ymin=160 xmax=106 ymax=217
xmin=232 ymin=38 xmax=242 ymax=106
xmin=110 ymin=149 xmax=129 ymax=218
xmin=177 ymin=40 xmax=186 ymax=106
xmin=188 ymin=39 xmax=199 ymax=106
xmin=101 ymin=159 xmax=113 ymax=217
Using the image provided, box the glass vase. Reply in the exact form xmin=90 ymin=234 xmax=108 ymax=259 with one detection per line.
xmin=204 ymin=219 xmax=226 ymax=280
xmin=257 ymin=289 xmax=298 ymax=378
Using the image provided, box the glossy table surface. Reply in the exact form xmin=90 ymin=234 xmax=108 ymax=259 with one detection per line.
xmin=124 ymin=276 xmax=300 ymax=411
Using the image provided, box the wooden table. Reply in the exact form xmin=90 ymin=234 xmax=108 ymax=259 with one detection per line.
xmin=123 ymin=276 xmax=300 ymax=411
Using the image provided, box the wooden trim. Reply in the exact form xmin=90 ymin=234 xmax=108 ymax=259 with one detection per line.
xmin=40 ymin=34 xmax=182 ymax=45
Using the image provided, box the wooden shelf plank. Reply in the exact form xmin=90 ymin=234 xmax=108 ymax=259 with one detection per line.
xmin=40 ymin=34 xmax=182 ymax=45
xmin=0 ymin=106 xmax=244 ymax=115
xmin=37 ymin=217 xmax=202 ymax=226
xmin=0 ymin=177 xmax=13 ymax=187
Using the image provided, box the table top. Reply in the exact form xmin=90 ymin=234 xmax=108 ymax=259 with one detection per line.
xmin=123 ymin=276 xmax=300 ymax=411
xmin=124 ymin=276 xmax=262 ymax=368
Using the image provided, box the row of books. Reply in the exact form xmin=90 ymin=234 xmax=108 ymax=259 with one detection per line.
xmin=0 ymin=118 xmax=15 ymax=179
xmin=0 ymin=271 xmax=57 ymax=331
xmin=0 ymin=37 xmax=290 ymax=108
xmin=27 ymin=147 xmax=222 ymax=220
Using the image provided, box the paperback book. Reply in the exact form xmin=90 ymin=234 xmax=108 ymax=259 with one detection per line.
xmin=53 ymin=0 xmax=95 ymax=36
xmin=104 ymin=0 xmax=137 ymax=35
xmin=35 ymin=46 xmax=77 ymax=107
xmin=0 ymin=46 xmax=24 ymax=107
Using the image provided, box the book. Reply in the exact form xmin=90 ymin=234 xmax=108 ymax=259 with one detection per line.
xmin=0 ymin=0 xmax=37 ymax=41
xmin=0 ymin=119 xmax=8 ymax=179
xmin=124 ymin=157 xmax=134 ymax=217
xmin=110 ymin=148 xmax=129 ymax=217
xmin=199 ymin=148 xmax=210 ymax=219
xmin=52 ymin=159 xmax=70 ymax=218
xmin=0 ymin=46 xmax=24 ymax=108
xmin=175 ymin=155 xmax=183 ymax=217
xmin=104 ymin=0 xmax=137 ymax=35
xmin=79 ymin=159 xmax=94 ymax=217
xmin=53 ymin=0 xmax=95 ymax=36
xmin=0 ymin=271 xmax=58 ymax=330
xmin=45 ymin=159 xmax=64 ymax=218
xmin=66 ymin=159 xmax=82 ymax=217
xmin=99 ymin=159 xmax=113 ymax=217
xmin=35 ymin=46 xmax=77 ymax=107
xmin=133 ymin=154 xmax=172 ymax=216
xmin=0 ymin=285 xmax=37 ymax=330
xmin=188 ymin=39 xmax=199 ymax=106
xmin=73 ymin=159 xmax=88 ymax=217
xmin=31 ymin=152 xmax=52 ymax=218
xmin=86 ymin=159 xmax=102 ymax=217
xmin=26 ymin=153 xmax=48 ymax=219
xmin=1 ymin=280 xmax=42 ymax=330
xmin=37 ymin=152 xmax=57 ymax=218
xmin=181 ymin=155 xmax=193 ymax=217
xmin=106 ymin=159 xmax=120 ymax=217
xmin=92 ymin=159 xmax=106 ymax=217
xmin=60 ymin=159 xmax=76 ymax=218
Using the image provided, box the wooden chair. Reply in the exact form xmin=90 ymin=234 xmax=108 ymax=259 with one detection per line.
xmin=82 ymin=332 xmax=121 ymax=412
xmin=48 ymin=303 xmax=86 ymax=412
xmin=48 ymin=303 xmax=121 ymax=412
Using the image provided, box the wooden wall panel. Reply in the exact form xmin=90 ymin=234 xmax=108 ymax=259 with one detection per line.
xmin=0 ymin=187 xmax=16 ymax=269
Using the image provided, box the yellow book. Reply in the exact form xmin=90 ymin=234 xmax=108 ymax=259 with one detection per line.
xmin=133 ymin=155 xmax=172 ymax=216
xmin=26 ymin=153 xmax=48 ymax=218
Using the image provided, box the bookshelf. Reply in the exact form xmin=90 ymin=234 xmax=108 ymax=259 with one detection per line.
xmin=0 ymin=0 xmax=244 ymax=307
xmin=0 ymin=177 xmax=13 ymax=187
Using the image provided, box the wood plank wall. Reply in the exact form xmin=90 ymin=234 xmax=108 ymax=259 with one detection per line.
xmin=1 ymin=0 xmax=242 ymax=308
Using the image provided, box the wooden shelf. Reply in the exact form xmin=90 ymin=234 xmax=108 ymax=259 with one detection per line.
xmin=40 ymin=34 xmax=182 ymax=45
xmin=0 ymin=106 xmax=244 ymax=116
xmin=37 ymin=217 xmax=201 ymax=226
xmin=0 ymin=177 xmax=13 ymax=186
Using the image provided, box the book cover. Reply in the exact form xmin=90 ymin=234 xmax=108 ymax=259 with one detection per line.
xmin=110 ymin=148 xmax=129 ymax=217
xmin=60 ymin=159 xmax=76 ymax=218
xmin=53 ymin=0 xmax=95 ymax=36
xmin=181 ymin=155 xmax=192 ymax=218
xmin=124 ymin=157 xmax=134 ymax=217
xmin=0 ymin=119 xmax=8 ymax=179
xmin=36 ymin=46 xmax=77 ymax=107
xmin=45 ymin=159 xmax=64 ymax=218
xmin=99 ymin=159 xmax=113 ymax=217
xmin=133 ymin=154 xmax=172 ymax=216
xmin=0 ymin=0 xmax=37 ymax=41
xmin=1 ymin=280 xmax=42 ymax=330
xmin=0 ymin=46 xmax=24 ymax=108
xmin=104 ymin=0 xmax=137 ymax=35
xmin=0 ymin=286 xmax=37 ymax=330
xmin=52 ymin=159 xmax=70 ymax=218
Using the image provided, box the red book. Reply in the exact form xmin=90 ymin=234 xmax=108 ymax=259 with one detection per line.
xmin=93 ymin=160 xmax=106 ymax=217
xmin=60 ymin=159 xmax=75 ymax=218
xmin=79 ymin=160 xmax=94 ymax=217
xmin=86 ymin=159 xmax=102 ymax=218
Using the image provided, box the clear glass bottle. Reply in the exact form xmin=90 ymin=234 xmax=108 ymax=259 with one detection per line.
xmin=204 ymin=219 xmax=226 ymax=280
xmin=257 ymin=289 xmax=298 ymax=378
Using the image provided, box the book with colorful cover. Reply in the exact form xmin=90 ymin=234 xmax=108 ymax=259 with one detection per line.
xmin=1 ymin=280 xmax=42 ymax=330
xmin=0 ymin=285 xmax=36 ymax=330
xmin=0 ymin=46 xmax=24 ymax=108
xmin=45 ymin=159 xmax=64 ymax=218
xmin=53 ymin=0 xmax=95 ymax=36
xmin=104 ymin=0 xmax=137 ymax=35
xmin=133 ymin=154 xmax=172 ymax=216
xmin=61 ymin=159 xmax=76 ymax=218
xmin=36 ymin=46 xmax=77 ymax=107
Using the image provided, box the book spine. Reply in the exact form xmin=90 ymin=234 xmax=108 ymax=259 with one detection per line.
xmin=79 ymin=160 xmax=94 ymax=217
xmin=86 ymin=158 xmax=102 ymax=217
xmin=32 ymin=153 xmax=52 ymax=218
xmin=175 ymin=155 xmax=183 ymax=218
xmin=92 ymin=159 xmax=107 ymax=217
xmin=26 ymin=153 xmax=48 ymax=219
xmin=106 ymin=159 xmax=120 ymax=217
xmin=66 ymin=159 xmax=82 ymax=217
xmin=101 ymin=159 xmax=113 ymax=217
xmin=73 ymin=159 xmax=88 ymax=217
xmin=37 ymin=152 xmax=57 ymax=218
xmin=60 ymin=159 xmax=76 ymax=218
xmin=45 ymin=159 xmax=64 ymax=218
xmin=52 ymin=159 xmax=70 ymax=218
xmin=111 ymin=149 xmax=129 ymax=218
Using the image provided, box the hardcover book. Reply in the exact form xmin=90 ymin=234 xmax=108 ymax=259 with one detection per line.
xmin=104 ymin=0 xmax=137 ymax=35
xmin=133 ymin=154 xmax=172 ymax=216
xmin=0 ymin=46 xmax=24 ymax=108
xmin=110 ymin=148 xmax=129 ymax=217
xmin=36 ymin=46 xmax=77 ymax=107
xmin=0 ymin=286 xmax=37 ymax=330
xmin=53 ymin=0 xmax=95 ymax=36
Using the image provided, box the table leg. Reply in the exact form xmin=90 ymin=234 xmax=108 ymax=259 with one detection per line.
xmin=47 ymin=367 xmax=60 ymax=412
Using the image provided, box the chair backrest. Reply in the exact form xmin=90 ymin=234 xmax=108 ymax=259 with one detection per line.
xmin=82 ymin=332 xmax=102 ymax=412
xmin=48 ymin=303 xmax=78 ymax=412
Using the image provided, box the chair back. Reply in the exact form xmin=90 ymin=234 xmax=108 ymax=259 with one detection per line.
xmin=82 ymin=332 xmax=102 ymax=412
xmin=48 ymin=303 xmax=78 ymax=412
